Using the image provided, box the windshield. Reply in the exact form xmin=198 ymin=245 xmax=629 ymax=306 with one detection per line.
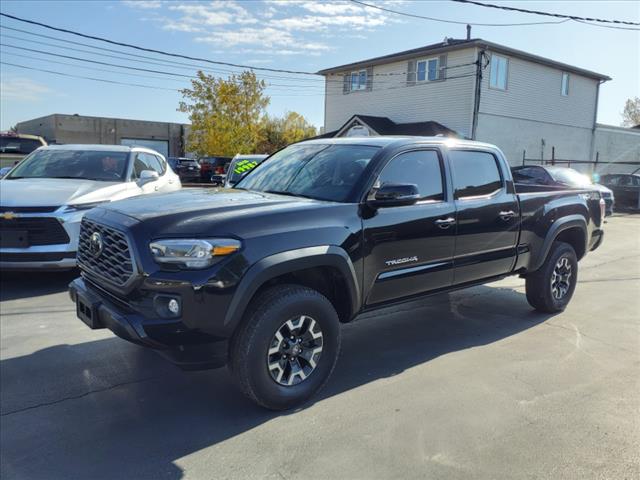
xmin=6 ymin=149 xmax=130 ymax=181
xmin=548 ymin=168 xmax=592 ymax=187
xmin=0 ymin=136 xmax=43 ymax=154
xmin=236 ymin=144 xmax=380 ymax=202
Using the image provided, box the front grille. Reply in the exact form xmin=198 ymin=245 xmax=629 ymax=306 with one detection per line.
xmin=0 ymin=217 xmax=70 ymax=245
xmin=77 ymin=218 xmax=134 ymax=287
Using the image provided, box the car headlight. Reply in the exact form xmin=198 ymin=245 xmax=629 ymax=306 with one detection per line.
xmin=149 ymin=238 xmax=241 ymax=269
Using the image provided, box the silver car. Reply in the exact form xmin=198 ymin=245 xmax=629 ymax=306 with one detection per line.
xmin=0 ymin=144 xmax=181 ymax=269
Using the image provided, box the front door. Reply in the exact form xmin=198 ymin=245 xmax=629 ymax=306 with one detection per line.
xmin=362 ymin=149 xmax=456 ymax=306
xmin=448 ymin=149 xmax=519 ymax=285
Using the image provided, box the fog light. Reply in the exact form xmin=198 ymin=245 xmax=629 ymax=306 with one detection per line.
xmin=167 ymin=299 xmax=180 ymax=315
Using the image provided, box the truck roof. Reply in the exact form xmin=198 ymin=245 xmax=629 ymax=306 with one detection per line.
xmin=300 ymin=136 xmax=499 ymax=150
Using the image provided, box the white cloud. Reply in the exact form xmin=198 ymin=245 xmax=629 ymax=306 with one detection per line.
xmin=122 ymin=0 xmax=163 ymax=9
xmin=0 ymin=77 xmax=52 ymax=102
xmin=124 ymin=0 xmax=394 ymax=55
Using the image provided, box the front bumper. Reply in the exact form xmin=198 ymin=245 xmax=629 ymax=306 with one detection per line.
xmin=69 ymin=277 xmax=228 ymax=370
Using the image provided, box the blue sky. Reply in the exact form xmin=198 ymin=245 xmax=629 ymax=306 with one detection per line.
xmin=1 ymin=0 xmax=638 ymax=131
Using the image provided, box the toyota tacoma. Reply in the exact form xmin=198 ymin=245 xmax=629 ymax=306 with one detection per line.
xmin=69 ymin=137 xmax=605 ymax=410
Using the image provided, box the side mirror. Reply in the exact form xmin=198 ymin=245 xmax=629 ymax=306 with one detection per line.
xmin=137 ymin=169 xmax=159 ymax=186
xmin=367 ymin=183 xmax=420 ymax=208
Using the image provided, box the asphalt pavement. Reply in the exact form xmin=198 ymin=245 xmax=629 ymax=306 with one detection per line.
xmin=1 ymin=214 xmax=638 ymax=480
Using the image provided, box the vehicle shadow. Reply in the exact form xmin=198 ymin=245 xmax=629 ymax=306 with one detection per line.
xmin=0 ymin=269 xmax=78 ymax=302
xmin=0 ymin=284 xmax=554 ymax=479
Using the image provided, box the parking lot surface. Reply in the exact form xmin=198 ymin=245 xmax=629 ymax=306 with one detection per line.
xmin=1 ymin=215 xmax=639 ymax=480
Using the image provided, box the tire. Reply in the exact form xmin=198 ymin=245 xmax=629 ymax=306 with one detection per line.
xmin=525 ymin=241 xmax=578 ymax=313
xmin=229 ymin=284 xmax=341 ymax=410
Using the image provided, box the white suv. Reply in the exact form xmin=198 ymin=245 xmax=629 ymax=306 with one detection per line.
xmin=0 ymin=144 xmax=181 ymax=269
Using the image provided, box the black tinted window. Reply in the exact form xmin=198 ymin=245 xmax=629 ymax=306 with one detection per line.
xmin=0 ymin=137 xmax=43 ymax=154
xmin=450 ymin=150 xmax=502 ymax=199
xmin=378 ymin=150 xmax=443 ymax=201
xmin=512 ymin=167 xmax=550 ymax=184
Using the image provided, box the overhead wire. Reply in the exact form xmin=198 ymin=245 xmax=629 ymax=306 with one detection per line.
xmin=449 ymin=0 xmax=640 ymax=26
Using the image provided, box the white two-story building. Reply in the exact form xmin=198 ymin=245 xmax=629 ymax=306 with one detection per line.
xmin=318 ymin=38 xmax=639 ymax=168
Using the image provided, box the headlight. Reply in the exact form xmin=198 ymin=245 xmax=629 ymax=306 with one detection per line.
xmin=66 ymin=201 xmax=109 ymax=211
xmin=149 ymin=238 xmax=241 ymax=269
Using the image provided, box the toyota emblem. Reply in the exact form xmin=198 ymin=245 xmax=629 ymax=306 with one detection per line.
xmin=89 ymin=232 xmax=104 ymax=258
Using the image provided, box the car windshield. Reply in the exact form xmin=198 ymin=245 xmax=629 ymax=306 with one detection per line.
xmin=548 ymin=168 xmax=592 ymax=187
xmin=6 ymin=149 xmax=129 ymax=181
xmin=236 ymin=144 xmax=380 ymax=202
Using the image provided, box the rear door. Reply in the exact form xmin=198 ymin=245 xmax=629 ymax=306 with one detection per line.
xmin=449 ymin=149 xmax=519 ymax=284
xmin=362 ymin=148 xmax=456 ymax=305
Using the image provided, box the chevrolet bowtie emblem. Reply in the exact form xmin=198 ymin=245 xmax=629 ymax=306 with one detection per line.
xmin=2 ymin=212 xmax=17 ymax=220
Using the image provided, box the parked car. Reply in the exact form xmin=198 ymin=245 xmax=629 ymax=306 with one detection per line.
xmin=0 ymin=144 xmax=181 ymax=269
xmin=69 ymin=137 xmax=605 ymax=410
xmin=199 ymin=156 xmax=232 ymax=184
xmin=167 ymin=157 xmax=201 ymax=183
xmin=512 ymin=165 xmax=614 ymax=216
xmin=599 ymin=174 xmax=640 ymax=210
xmin=0 ymin=132 xmax=47 ymax=169
xmin=225 ymin=154 xmax=268 ymax=187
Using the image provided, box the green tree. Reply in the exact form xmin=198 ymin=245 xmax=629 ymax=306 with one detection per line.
xmin=621 ymin=97 xmax=640 ymax=127
xmin=258 ymin=111 xmax=317 ymax=154
xmin=178 ymin=71 xmax=269 ymax=156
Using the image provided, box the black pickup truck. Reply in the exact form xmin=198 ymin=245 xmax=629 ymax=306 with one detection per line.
xmin=69 ymin=137 xmax=605 ymax=410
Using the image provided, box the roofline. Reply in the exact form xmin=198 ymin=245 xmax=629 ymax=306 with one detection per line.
xmin=15 ymin=113 xmax=189 ymax=127
xmin=317 ymin=39 xmax=610 ymax=81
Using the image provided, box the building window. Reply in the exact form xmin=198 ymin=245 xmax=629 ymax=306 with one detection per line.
xmin=417 ymin=57 xmax=439 ymax=82
xmin=350 ymin=70 xmax=367 ymax=91
xmin=489 ymin=54 xmax=508 ymax=90
xmin=561 ymin=72 xmax=570 ymax=96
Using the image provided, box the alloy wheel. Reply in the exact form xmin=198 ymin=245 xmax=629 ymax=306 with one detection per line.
xmin=267 ymin=315 xmax=324 ymax=386
xmin=550 ymin=257 xmax=572 ymax=300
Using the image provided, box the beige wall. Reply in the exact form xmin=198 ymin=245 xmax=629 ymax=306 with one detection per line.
xmin=324 ymin=48 xmax=477 ymax=137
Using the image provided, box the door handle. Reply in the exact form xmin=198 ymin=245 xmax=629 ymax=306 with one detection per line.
xmin=499 ymin=210 xmax=516 ymax=221
xmin=435 ymin=217 xmax=456 ymax=229
xmin=154 ymin=185 xmax=159 ymax=191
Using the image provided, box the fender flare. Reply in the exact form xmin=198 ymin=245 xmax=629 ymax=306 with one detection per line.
xmin=223 ymin=246 xmax=360 ymax=332
xmin=531 ymin=214 xmax=587 ymax=271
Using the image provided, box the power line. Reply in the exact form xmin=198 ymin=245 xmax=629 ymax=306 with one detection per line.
xmin=0 ymin=43 xmax=327 ymax=89
xmin=349 ymin=0 xmax=569 ymax=26
xmin=0 ymin=59 xmax=479 ymax=97
xmin=0 ymin=61 xmax=181 ymax=91
xmin=0 ymin=29 xmax=476 ymax=83
xmin=0 ymin=25 xmax=327 ymax=83
xmin=0 ymin=12 xmax=320 ymax=76
xmin=450 ymin=0 xmax=640 ymax=26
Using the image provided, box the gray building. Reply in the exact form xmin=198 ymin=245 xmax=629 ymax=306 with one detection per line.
xmin=16 ymin=113 xmax=188 ymax=158
xmin=318 ymin=38 xmax=639 ymax=170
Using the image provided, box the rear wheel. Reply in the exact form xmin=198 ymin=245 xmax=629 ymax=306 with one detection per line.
xmin=525 ymin=241 xmax=578 ymax=313
xmin=229 ymin=284 xmax=341 ymax=410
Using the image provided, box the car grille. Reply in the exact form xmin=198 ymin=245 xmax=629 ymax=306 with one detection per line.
xmin=0 ymin=217 xmax=70 ymax=245
xmin=77 ymin=218 xmax=135 ymax=287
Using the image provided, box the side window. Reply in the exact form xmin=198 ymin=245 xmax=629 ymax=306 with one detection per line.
xmin=132 ymin=153 xmax=160 ymax=178
xmin=151 ymin=155 xmax=166 ymax=175
xmin=450 ymin=150 xmax=503 ymax=199
xmin=377 ymin=150 xmax=444 ymax=201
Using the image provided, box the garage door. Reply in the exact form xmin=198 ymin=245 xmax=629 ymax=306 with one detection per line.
xmin=120 ymin=138 xmax=169 ymax=158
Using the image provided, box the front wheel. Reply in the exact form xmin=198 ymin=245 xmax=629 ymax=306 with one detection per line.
xmin=525 ymin=241 xmax=578 ymax=313
xmin=229 ymin=285 xmax=341 ymax=410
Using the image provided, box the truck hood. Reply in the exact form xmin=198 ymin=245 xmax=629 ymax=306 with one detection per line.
xmin=104 ymin=188 xmax=321 ymax=223
xmin=0 ymin=178 xmax=129 ymax=207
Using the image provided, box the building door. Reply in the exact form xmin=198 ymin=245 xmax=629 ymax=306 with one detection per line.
xmin=120 ymin=138 xmax=169 ymax=158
